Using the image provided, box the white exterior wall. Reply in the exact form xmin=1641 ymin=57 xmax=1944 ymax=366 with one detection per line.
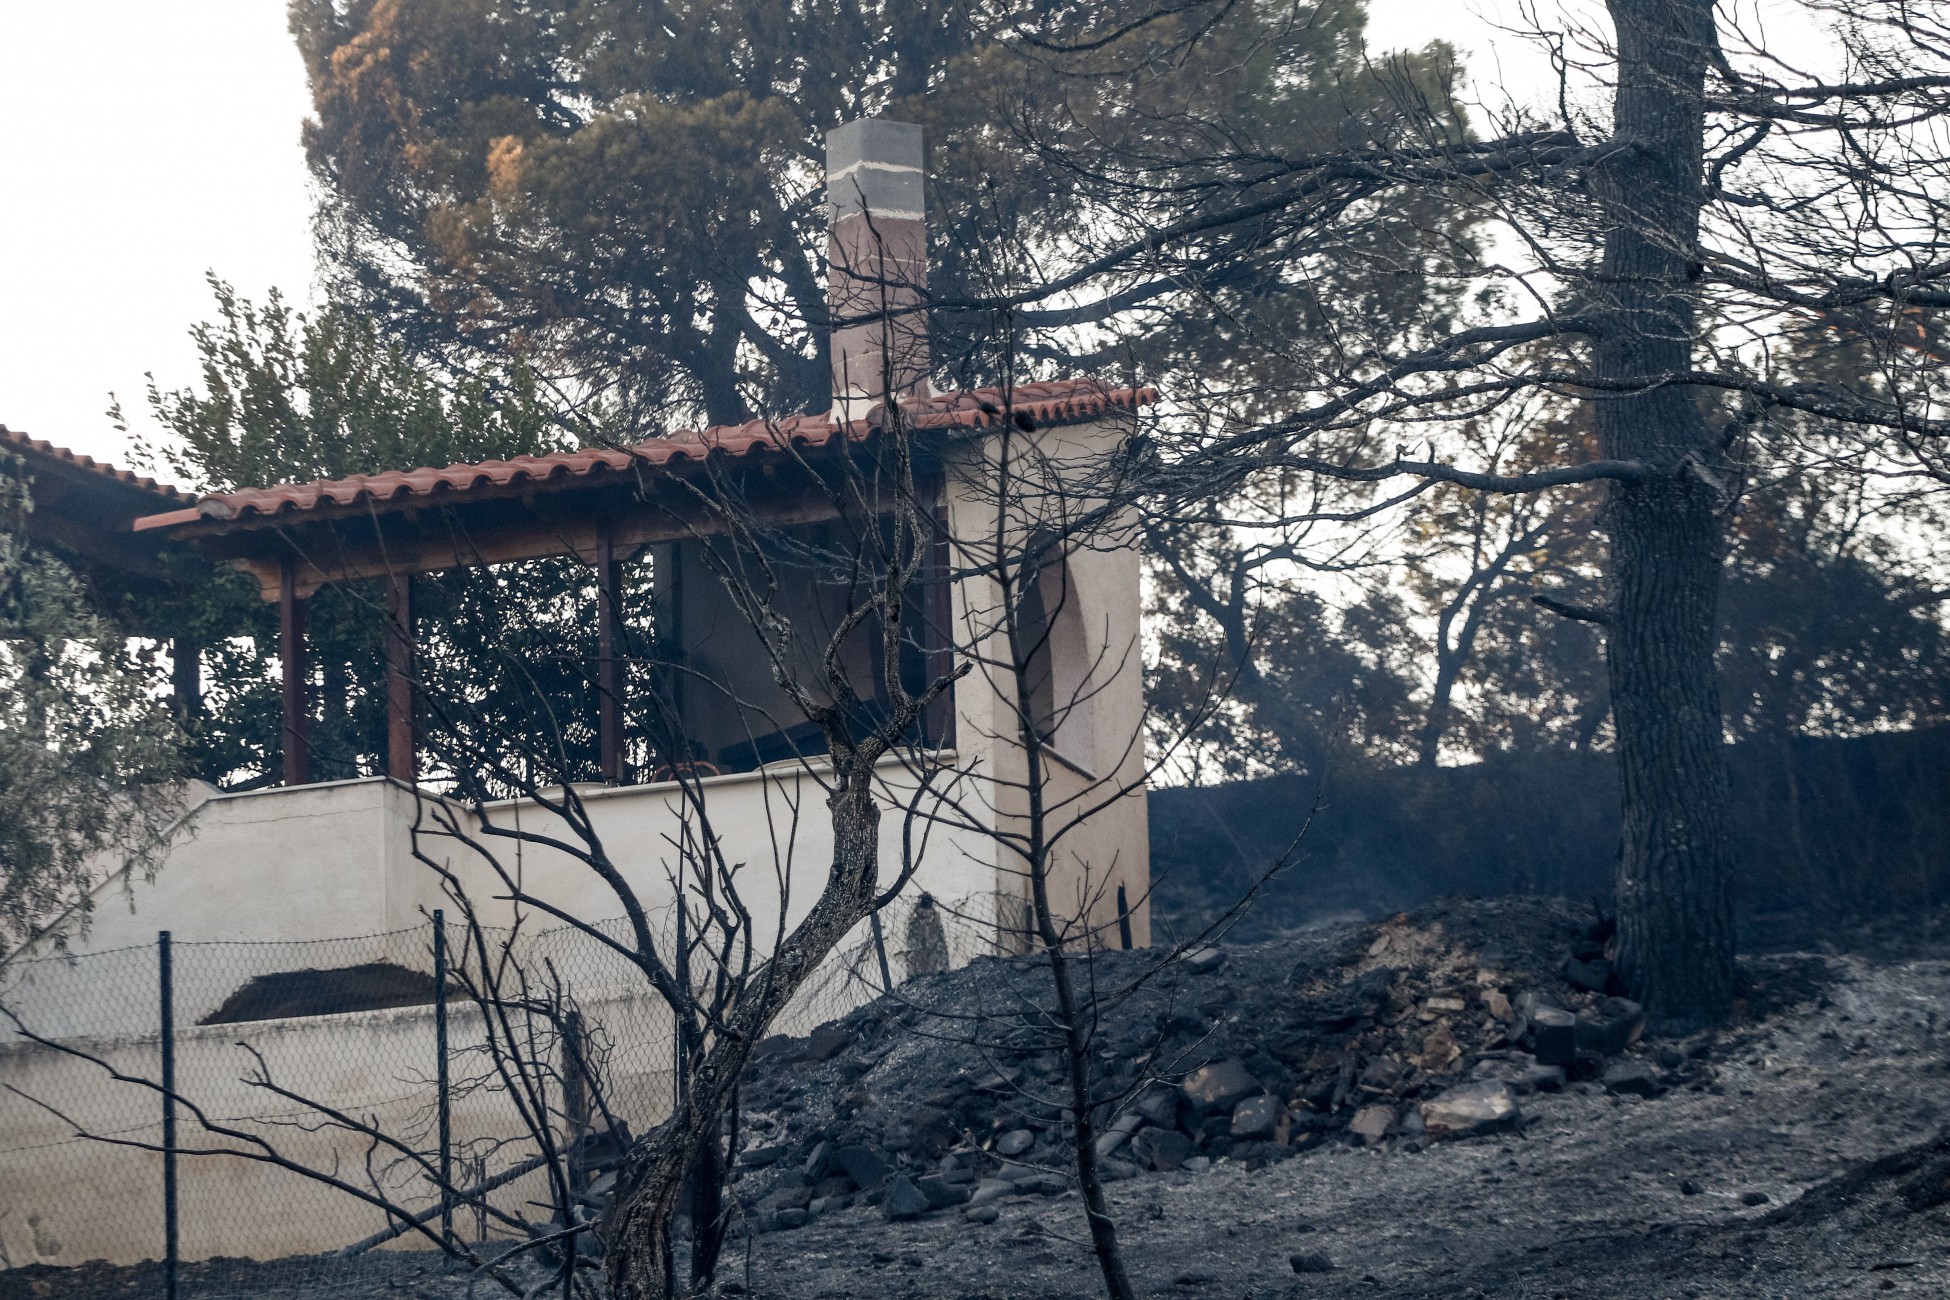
xmin=941 ymin=416 xmax=1152 ymax=949
xmin=471 ymin=754 xmax=1004 ymax=949
xmin=0 ymin=994 xmax=669 ymax=1267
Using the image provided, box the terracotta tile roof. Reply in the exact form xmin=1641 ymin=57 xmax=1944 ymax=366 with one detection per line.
xmin=133 ymin=379 xmax=1153 ymax=533
xmin=1 ymin=425 xmax=193 ymax=504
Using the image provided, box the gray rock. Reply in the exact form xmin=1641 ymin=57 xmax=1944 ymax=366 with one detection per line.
xmin=1095 ymin=1111 xmax=1146 ymax=1159
xmin=1230 ymin=1095 xmax=1289 ymax=1143
xmin=1420 ymin=1081 xmax=1522 ymax=1140
xmin=1601 ymin=1060 xmax=1663 ymax=1098
xmin=1134 ymin=1128 xmax=1196 ymax=1172
xmin=1134 ymin=1088 xmax=1179 ymax=1129
xmin=967 ymin=1178 xmax=1016 ymax=1206
xmin=1183 ymin=947 xmax=1228 ymax=975
xmin=1181 ymin=1058 xmax=1262 ymax=1114
xmin=807 ymin=1194 xmax=850 ymax=1217
xmin=915 ymin=1174 xmax=973 ymax=1208
xmin=1576 ymin=997 xmax=1647 ymax=1057
xmin=831 ymin=1144 xmax=891 ymax=1192
xmin=1742 ymin=1191 xmax=1771 ymax=1207
xmin=964 ymin=1204 xmax=1000 ymax=1224
xmin=881 ymin=1175 xmax=931 ymax=1221
xmin=1529 ymin=1005 xmax=1578 ymax=1067
xmin=803 ymin=1139 xmax=836 ymax=1183
xmin=1099 ymin=1157 xmax=1139 ymax=1182
xmin=1349 ymin=1103 xmax=1396 ymax=1145
xmin=1680 ymin=1179 xmax=1705 ymax=1196
xmin=1516 ymin=1063 xmax=1567 ymax=1093
xmin=805 ymin=1024 xmax=851 ymax=1062
xmin=1290 ymin=1252 xmax=1334 ymax=1274
xmin=1182 ymin=1156 xmax=1211 ymax=1174
xmin=1360 ymin=1056 xmax=1411 ymax=1091
xmin=995 ymin=1128 xmax=1035 ymax=1158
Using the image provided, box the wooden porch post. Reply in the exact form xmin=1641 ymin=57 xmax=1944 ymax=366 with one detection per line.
xmin=171 ymin=633 xmax=201 ymax=721
xmin=596 ymin=524 xmax=625 ymax=785
xmin=385 ymin=573 xmax=416 ymax=784
xmin=279 ymin=555 xmax=311 ymax=786
xmin=923 ymin=493 xmax=956 ymax=749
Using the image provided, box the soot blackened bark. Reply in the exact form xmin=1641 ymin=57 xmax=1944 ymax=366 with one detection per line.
xmin=607 ymin=779 xmax=885 ymax=1300
xmin=1591 ymin=0 xmax=1737 ymax=1030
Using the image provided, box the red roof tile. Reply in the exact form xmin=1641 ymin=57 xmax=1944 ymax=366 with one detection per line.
xmin=1 ymin=425 xmax=193 ymax=504
xmin=133 ymin=379 xmax=1154 ymax=533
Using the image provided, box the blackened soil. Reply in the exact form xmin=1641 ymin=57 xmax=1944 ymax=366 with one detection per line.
xmin=725 ymin=947 xmax=1950 ymax=1299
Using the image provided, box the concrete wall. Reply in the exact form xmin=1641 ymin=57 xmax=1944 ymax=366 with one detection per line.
xmin=470 ymin=754 xmax=1005 ymax=952
xmin=0 ymin=992 xmax=669 ymax=1267
xmin=0 ymin=882 xmax=997 ymax=1268
xmin=940 ymin=416 xmax=1153 ymax=951
xmin=1 ymin=779 xmax=465 ymax=1041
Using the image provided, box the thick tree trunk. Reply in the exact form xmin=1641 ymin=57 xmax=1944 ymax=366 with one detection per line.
xmin=606 ymin=776 xmax=885 ymax=1299
xmin=1591 ymin=0 xmax=1737 ymax=1030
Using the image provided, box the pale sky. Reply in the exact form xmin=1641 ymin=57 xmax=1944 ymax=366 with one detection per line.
xmin=0 ymin=1 xmax=1569 ymax=478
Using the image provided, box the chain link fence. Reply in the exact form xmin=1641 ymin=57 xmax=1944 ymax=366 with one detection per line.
xmin=0 ymin=892 xmax=1008 ymax=1295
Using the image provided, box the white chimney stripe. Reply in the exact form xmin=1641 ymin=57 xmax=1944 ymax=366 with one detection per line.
xmin=828 ymin=159 xmax=925 ymax=183
xmin=832 ymin=208 xmax=925 ymax=222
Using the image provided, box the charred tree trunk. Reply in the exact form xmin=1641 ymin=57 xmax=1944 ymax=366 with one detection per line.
xmin=1030 ymin=877 xmax=1139 ymax=1300
xmin=1591 ymin=0 xmax=1736 ymax=1030
xmin=606 ymin=775 xmax=884 ymax=1300
xmin=687 ymin=1127 xmax=727 ymax=1291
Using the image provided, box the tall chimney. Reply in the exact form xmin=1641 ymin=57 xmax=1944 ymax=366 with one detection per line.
xmin=827 ymin=118 xmax=928 ymax=422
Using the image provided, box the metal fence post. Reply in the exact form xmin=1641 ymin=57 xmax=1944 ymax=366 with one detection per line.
xmin=433 ymin=910 xmax=452 ymax=1250
xmin=1116 ymin=885 xmax=1134 ymax=951
xmin=674 ymin=895 xmax=689 ymax=1107
xmin=562 ymin=1010 xmax=589 ymax=1199
xmin=159 ymin=931 xmax=178 ymax=1300
xmin=869 ymin=910 xmax=894 ymax=992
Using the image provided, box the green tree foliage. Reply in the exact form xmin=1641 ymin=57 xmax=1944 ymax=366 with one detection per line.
xmin=130 ymin=276 xmax=566 ymax=487
xmin=123 ymin=280 xmax=609 ymax=788
xmin=0 ymin=462 xmax=185 ymax=956
xmin=288 ymin=0 xmax=1469 ymax=426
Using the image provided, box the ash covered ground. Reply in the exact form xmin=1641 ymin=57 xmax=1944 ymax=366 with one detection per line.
xmin=716 ymin=896 xmax=1950 ymax=1298
xmin=7 ymin=896 xmax=1950 ymax=1300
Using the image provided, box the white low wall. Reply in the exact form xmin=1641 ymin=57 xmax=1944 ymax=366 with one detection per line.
xmin=3 ymin=754 xmax=1004 ymax=1039
xmin=0 ymin=752 xmax=1018 ymax=1267
xmin=0 ymin=888 xmax=1001 ymax=1267
xmin=0 ymin=991 xmax=670 ymax=1267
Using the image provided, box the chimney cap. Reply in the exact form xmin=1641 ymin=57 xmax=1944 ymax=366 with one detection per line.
xmin=827 ymin=118 xmax=924 ymax=222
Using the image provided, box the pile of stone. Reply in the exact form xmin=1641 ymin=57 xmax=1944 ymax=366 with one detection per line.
xmin=724 ymin=897 xmax=1709 ymax=1234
